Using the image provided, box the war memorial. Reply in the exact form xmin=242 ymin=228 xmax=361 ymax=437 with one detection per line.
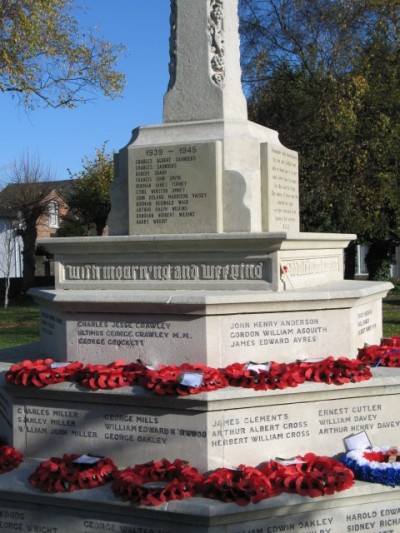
xmin=0 ymin=1 xmax=398 ymax=531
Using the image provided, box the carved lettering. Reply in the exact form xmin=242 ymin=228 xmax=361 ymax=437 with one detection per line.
xmin=63 ymin=261 xmax=268 ymax=283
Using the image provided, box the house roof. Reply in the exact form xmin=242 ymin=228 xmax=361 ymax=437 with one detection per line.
xmin=0 ymin=179 xmax=74 ymax=218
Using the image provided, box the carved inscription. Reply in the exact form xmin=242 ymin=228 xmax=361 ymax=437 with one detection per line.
xmin=14 ymin=393 xmax=400 ymax=471
xmin=75 ymin=319 xmax=191 ymax=348
xmin=357 ymin=308 xmax=377 ymax=336
xmin=130 ymin=142 xmax=220 ymax=234
xmin=210 ymin=412 xmax=309 ymax=449
xmin=0 ymin=505 xmax=173 ymax=533
xmin=228 ymin=316 xmax=328 ymax=349
xmin=16 ymin=406 xmax=90 ymax=438
xmin=317 ymin=401 xmax=400 ymax=436
xmin=262 ymin=144 xmax=299 ymax=231
xmin=270 ymin=146 xmax=299 ymax=230
xmin=346 ymin=504 xmax=400 ymax=533
xmin=1 ymin=501 xmax=400 ymax=533
xmin=229 ymin=514 xmax=335 ymax=533
xmin=41 ymin=311 xmax=62 ymax=337
xmin=64 ymin=261 xmax=268 ymax=283
xmin=228 ymin=500 xmax=400 ymax=533
xmin=281 ymin=257 xmax=340 ymax=277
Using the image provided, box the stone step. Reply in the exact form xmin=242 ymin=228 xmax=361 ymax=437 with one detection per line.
xmin=2 ymin=365 xmax=400 ymax=471
xmin=0 ymin=457 xmax=398 ymax=533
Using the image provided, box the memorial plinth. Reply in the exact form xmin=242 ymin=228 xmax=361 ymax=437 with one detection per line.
xmin=1 ymin=456 xmax=400 ymax=533
xmin=3 ymin=366 xmax=400 ymax=472
xmin=0 ymin=0 xmax=397 ymax=531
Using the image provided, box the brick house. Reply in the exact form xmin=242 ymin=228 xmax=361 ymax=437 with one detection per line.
xmin=0 ymin=180 xmax=72 ymax=279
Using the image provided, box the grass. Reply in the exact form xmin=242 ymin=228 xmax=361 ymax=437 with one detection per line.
xmin=382 ymin=290 xmax=400 ymax=338
xmin=0 ymin=288 xmax=399 ymax=351
xmin=0 ymin=299 xmax=40 ymax=349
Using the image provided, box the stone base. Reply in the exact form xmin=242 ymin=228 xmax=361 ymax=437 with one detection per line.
xmin=29 ymin=280 xmax=391 ymax=366
xmin=38 ymin=232 xmax=354 ymax=292
xmin=2 ymin=365 xmax=399 ymax=471
xmin=0 ymin=458 xmax=399 ymax=533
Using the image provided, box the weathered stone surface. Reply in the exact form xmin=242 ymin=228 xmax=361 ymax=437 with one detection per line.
xmin=38 ymin=232 xmax=353 ymax=291
xmin=0 ymin=454 xmax=399 ymax=533
xmin=128 ymin=142 xmax=222 ymax=234
xmin=163 ymin=0 xmax=248 ymax=123
xmin=30 ymin=280 xmax=390 ymax=365
xmin=3 ymin=366 xmax=399 ymax=472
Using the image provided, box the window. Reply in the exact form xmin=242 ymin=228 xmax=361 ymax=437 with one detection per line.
xmin=49 ymin=201 xmax=59 ymax=228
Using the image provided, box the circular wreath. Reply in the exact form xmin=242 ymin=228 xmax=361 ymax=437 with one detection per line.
xmin=300 ymin=357 xmax=372 ymax=385
xmin=6 ymin=359 xmax=82 ymax=388
xmin=74 ymin=360 xmax=146 ymax=390
xmin=224 ymin=361 xmax=305 ymax=391
xmin=260 ymin=453 xmax=354 ymax=497
xmin=112 ymin=459 xmax=203 ymax=506
xmin=29 ymin=454 xmax=117 ymax=493
xmin=342 ymin=446 xmax=400 ymax=487
xmin=200 ymin=465 xmax=278 ymax=505
xmin=0 ymin=445 xmax=23 ymax=474
xmin=144 ymin=363 xmax=228 ymax=395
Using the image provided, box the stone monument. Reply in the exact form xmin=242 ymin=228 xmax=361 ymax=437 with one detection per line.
xmin=0 ymin=1 xmax=398 ymax=531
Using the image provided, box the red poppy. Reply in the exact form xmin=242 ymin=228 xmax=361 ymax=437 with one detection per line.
xmin=6 ymin=359 xmax=82 ymax=388
xmin=0 ymin=445 xmax=23 ymax=473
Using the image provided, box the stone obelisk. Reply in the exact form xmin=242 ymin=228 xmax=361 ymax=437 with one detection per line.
xmin=163 ymin=0 xmax=247 ymax=122
xmin=108 ymin=0 xmax=300 ymax=236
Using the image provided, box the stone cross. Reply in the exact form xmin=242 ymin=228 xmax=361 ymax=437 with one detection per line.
xmin=163 ymin=0 xmax=248 ymax=123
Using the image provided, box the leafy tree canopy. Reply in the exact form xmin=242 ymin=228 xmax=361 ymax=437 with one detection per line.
xmin=64 ymin=143 xmax=113 ymax=236
xmin=0 ymin=0 xmax=125 ymax=108
xmin=240 ymin=0 xmax=400 ymax=278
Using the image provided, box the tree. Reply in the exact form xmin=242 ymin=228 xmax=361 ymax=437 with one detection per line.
xmin=240 ymin=0 xmax=400 ymax=279
xmin=0 ymin=0 xmax=125 ymax=108
xmin=0 ymin=219 xmax=19 ymax=308
xmin=63 ymin=143 xmax=113 ymax=236
xmin=1 ymin=153 xmax=57 ymax=293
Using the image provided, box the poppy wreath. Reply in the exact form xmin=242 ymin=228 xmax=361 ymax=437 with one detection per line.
xmin=0 ymin=445 xmax=23 ymax=474
xmin=29 ymin=454 xmax=117 ymax=493
xmin=223 ymin=361 xmax=306 ymax=391
xmin=7 ymin=356 xmax=373 ymax=394
xmin=300 ymin=357 xmax=372 ymax=385
xmin=112 ymin=458 xmax=203 ymax=506
xmin=199 ymin=465 xmax=278 ymax=506
xmin=358 ymin=339 xmax=400 ymax=368
xmin=6 ymin=359 xmax=83 ymax=388
xmin=144 ymin=363 xmax=228 ymax=395
xmin=341 ymin=447 xmax=400 ymax=487
xmin=74 ymin=360 xmax=147 ymax=390
xmin=382 ymin=336 xmax=400 ymax=348
xmin=260 ymin=453 xmax=354 ymax=498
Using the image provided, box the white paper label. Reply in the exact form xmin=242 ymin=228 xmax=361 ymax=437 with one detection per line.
xmin=180 ymin=372 xmax=204 ymax=388
xmin=344 ymin=431 xmax=372 ymax=451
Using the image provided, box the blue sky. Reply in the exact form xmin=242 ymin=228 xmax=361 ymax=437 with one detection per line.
xmin=0 ymin=0 xmax=171 ymax=181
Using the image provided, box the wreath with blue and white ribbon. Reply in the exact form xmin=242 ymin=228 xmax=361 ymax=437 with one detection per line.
xmin=342 ymin=446 xmax=400 ymax=487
